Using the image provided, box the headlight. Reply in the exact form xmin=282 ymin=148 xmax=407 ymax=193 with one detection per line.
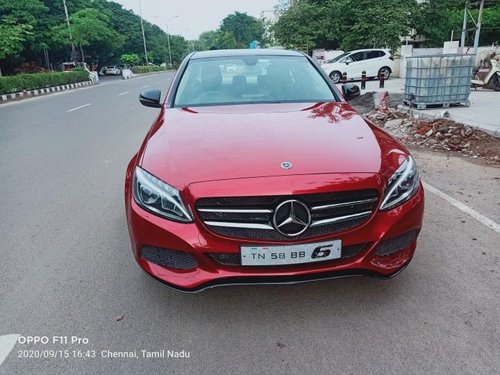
xmin=380 ymin=156 xmax=420 ymax=211
xmin=133 ymin=167 xmax=192 ymax=222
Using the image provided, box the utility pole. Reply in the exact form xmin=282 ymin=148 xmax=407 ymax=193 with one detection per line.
xmin=139 ymin=0 xmax=149 ymax=65
xmin=62 ymin=0 xmax=76 ymax=61
xmin=460 ymin=1 xmax=468 ymax=48
xmin=472 ymin=0 xmax=485 ymax=58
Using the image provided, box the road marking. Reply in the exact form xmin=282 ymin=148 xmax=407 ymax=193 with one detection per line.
xmin=142 ymin=85 xmax=149 ymax=88
xmin=118 ymin=91 xmax=129 ymax=96
xmin=423 ymin=182 xmax=500 ymax=234
xmin=67 ymin=103 xmax=91 ymax=112
xmin=0 ymin=334 xmax=20 ymax=366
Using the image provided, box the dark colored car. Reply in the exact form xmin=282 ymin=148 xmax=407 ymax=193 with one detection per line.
xmin=125 ymin=49 xmax=424 ymax=292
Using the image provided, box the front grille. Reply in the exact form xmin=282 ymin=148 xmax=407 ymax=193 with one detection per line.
xmin=196 ymin=190 xmax=379 ymax=241
xmin=141 ymin=246 xmax=198 ymax=270
xmin=374 ymin=230 xmax=418 ymax=256
xmin=208 ymin=243 xmax=367 ymax=266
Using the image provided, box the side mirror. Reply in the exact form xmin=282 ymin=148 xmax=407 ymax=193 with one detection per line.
xmin=345 ymin=58 xmax=353 ymax=65
xmin=139 ymin=90 xmax=162 ymax=108
xmin=342 ymin=83 xmax=361 ymax=101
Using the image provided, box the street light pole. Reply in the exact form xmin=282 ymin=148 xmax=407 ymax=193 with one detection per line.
xmin=167 ymin=29 xmax=172 ymax=67
xmin=166 ymin=15 xmax=179 ymax=67
xmin=139 ymin=0 xmax=149 ymax=65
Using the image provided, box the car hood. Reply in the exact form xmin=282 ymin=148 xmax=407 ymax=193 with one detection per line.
xmin=140 ymin=102 xmax=382 ymax=188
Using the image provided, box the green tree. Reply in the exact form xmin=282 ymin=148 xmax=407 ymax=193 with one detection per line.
xmin=216 ymin=31 xmax=238 ymax=49
xmin=272 ymin=0 xmax=335 ymax=51
xmin=273 ymin=0 xmax=419 ymax=52
xmin=220 ymin=12 xmax=264 ymax=48
xmin=0 ymin=22 xmax=32 ymax=60
xmin=338 ymin=0 xmax=418 ymax=51
xmin=52 ymin=8 xmax=123 ymax=62
xmin=197 ymin=31 xmax=222 ymax=50
xmin=168 ymin=35 xmax=189 ymax=65
xmin=0 ymin=0 xmax=47 ymax=72
xmin=0 ymin=22 xmax=33 ymax=75
xmin=0 ymin=0 xmax=48 ymax=25
xmin=120 ymin=53 xmax=140 ymax=66
xmin=415 ymin=0 xmax=460 ymax=47
xmin=416 ymin=1 xmax=500 ymax=47
xmin=0 ymin=0 xmax=187 ymax=74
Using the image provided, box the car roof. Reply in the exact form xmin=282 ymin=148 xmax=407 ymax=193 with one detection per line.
xmin=191 ymin=49 xmax=305 ymax=60
xmin=347 ymin=49 xmax=389 ymax=53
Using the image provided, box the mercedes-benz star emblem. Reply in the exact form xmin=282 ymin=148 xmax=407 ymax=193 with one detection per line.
xmin=281 ymin=161 xmax=293 ymax=170
xmin=273 ymin=200 xmax=311 ymax=237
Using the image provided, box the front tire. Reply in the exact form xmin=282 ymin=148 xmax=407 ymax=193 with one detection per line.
xmin=329 ymin=70 xmax=342 ymax=84
xmin=487 ymin=74 xmax=500 ymax=91
xmin=378 ymin=67 xmax=391 ymax=80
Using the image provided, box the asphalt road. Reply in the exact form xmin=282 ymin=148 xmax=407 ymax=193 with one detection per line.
xmin=0 ymin=72 xmax=499 ymax=375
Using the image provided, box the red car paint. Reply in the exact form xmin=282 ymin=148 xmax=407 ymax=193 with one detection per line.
xmin=125 ymin=50 xmax=424 ymax=292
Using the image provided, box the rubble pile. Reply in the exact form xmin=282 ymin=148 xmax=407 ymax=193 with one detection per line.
xmin=363 ymin=108 xmax=500 ymax=164
xmin=353 ymin=91 xmax=499 ymax=164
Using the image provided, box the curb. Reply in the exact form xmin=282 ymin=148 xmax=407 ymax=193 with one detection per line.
xmin=0 ymin=80 xmax=95 ymax=104
xmin=122 ymin=69 xmax=173 ymax=80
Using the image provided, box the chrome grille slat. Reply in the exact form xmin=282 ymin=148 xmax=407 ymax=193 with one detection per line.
xmin=311 ymin=198 xmax=378 ymax=211
xmin=196 ymin=190 xmax=379 ymax=241
xmin=204 ymin=221 xmax=274 ymax=230
xmin=310 ymin=211 xmax=372 ymax=227
xmin=198 ymin=208 xmax=273 ymax=213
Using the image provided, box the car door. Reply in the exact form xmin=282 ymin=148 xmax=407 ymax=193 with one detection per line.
xmin=365 ymin=50 xmax=384 ymax=76
xmin=344 ymin=52 xmax=365 ymax=80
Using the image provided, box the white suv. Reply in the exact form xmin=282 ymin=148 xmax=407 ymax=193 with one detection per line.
xmin=321 ymin=49 xmax=394 ymax=83
xmin=103 ymin=66 xmax=122 ymax=75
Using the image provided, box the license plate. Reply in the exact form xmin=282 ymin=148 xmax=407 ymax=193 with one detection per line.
xmin=241 ymin=240 xmax=342 ymax=266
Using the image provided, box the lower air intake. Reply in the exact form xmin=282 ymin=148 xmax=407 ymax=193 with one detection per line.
xmin=141 ymin=246 xmax=198 ymax=270
xmin=374 ymin=230 xmax=418 ymax=256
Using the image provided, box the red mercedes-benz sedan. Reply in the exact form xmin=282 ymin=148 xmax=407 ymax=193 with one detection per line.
xmin=125 ymin=49 xmax=424 ymax=292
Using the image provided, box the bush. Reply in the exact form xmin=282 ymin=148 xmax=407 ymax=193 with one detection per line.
xmin=130 ymin=65 xmax=169 ymax=74
xmin=0 ymin=70 xmax=90 ymax=95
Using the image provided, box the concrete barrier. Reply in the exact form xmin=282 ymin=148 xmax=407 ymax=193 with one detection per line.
xmin=122 ymin=69 xmax=134 ymax=79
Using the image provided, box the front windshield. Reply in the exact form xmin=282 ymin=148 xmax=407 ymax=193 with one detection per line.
xmin=174 ymin=55 xmax=336 ymax=107
xmin=327 ymin=53 xmax=350 ymax=63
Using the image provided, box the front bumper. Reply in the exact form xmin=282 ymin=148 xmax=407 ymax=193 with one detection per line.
xmin=125 ymin=176 xmax=424 ymax=292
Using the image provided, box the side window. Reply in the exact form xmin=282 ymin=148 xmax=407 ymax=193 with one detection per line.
xmin=350 ymin=52 xmax=364 ymax=62
xmin=366 ymin=50 xmax=383 ymax=59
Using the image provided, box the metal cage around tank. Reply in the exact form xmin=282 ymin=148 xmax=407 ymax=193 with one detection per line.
xmin=403 ymin=54 xmax=474 ymax=109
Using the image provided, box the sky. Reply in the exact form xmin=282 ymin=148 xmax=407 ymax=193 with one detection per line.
xmin=114 ymin=0 xmax=280 ymax=40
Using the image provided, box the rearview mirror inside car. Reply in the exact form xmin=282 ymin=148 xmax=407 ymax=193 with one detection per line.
xmin=342 ymin=83 xmax=361 ymax=101
xmin=139 ymin=90 xmax=162 ymax=108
